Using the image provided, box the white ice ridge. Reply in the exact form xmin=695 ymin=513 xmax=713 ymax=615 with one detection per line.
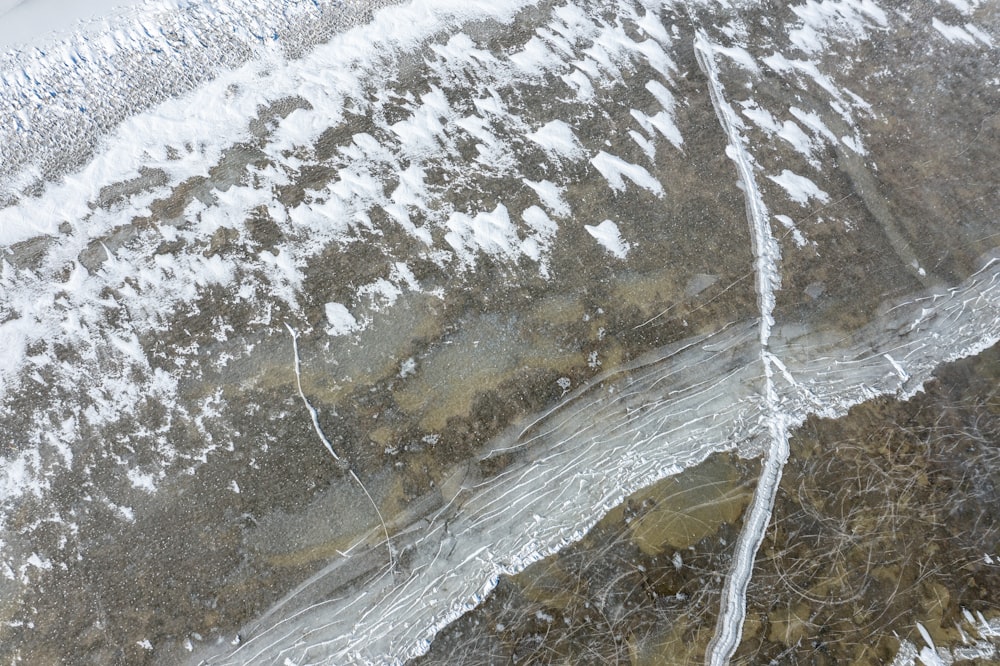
xmin=198 ymin=258 xmax=1000 ymax=665
xmin=205 ymin=323 xmax=766 ymax=665
xmin=694 ymin=30 xmax=791 ymax=666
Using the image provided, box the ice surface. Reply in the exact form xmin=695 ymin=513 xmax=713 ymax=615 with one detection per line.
xmin=0 ymin=0 xmax=998 ymax=662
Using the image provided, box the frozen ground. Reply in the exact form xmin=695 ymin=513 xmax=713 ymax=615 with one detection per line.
xmin=0 ymin=0 xmax=998 ymax=663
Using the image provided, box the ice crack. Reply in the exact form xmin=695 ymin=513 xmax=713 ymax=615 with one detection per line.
xmin=694 ymin=31 xmax=792 ymax=666
xmin=286 ymin=323 xmax=395 ymax=571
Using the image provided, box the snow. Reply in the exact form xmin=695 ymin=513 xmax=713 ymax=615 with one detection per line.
xmin=589 ymin=151 xmax=665 ymax=197
xmin=584 ymin=220 xmax=630 ymax=259
xmin=523 ymin=179 xmax=572 ymax=217
xmin=630 ymin=108 xmax=683 ymax=149
xmin=357 ymin=278 xmax=404 ymax=311
xmin=0 ymin=0 xmax=140 ymax=48
xmin=521 ymin=205 xmax=558 ymax=276
xmin=628 ymin=129 xmax=656 ymax=160
xmin=127 ymin=469 xmax=159 ymax=493
xmin=964 ymin=23 xmax=994 ymax=46
xmin=741 ymin=102 xmax=816 ymax=163
xmin=840 ymin=133 xmax=867 ymax=154
xmin=942 ymin=0 xmax=973 ymax=12
xmin=526 ymin=119 xmax=585 ymax=160
xmin=24 ymin=552 xmax=51 ymax=571
xmin=325 ymin=302 xmax=360 ymax=336
xmin=786 ymin=0 xmax=888 ymax=54
xmin=789 ymin=106 xmax=839 ymax=143
xmin=768 ymin=169 xmax=830 ymax=205
xmin=0 ymin=0 xmax=688 ymax=538
xmin=1 ymin=0 xmax=999 ymax=662
xmin=713 ymin=44 xmax=759 ymax=72
xmin=774 ymin=214 xmax=809 ymax=247
xmin=445 ymin=205 xmax=523 ymax=268
xmin=932 ymin=18 xmax=978 ymax=45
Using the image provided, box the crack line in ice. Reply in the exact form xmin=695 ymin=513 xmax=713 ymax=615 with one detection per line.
xmin=695 ymin=30 xmax=793 ymax=666
xmin=285 ymin=322 xmax=395 ymax=572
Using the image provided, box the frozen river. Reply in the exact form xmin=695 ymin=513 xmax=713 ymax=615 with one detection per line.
xmin=0 ymin=0 xmax=998 ymax=663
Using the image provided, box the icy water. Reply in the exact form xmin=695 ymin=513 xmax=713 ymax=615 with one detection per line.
xmin=0 ymin=0 xmax=998 ymax=664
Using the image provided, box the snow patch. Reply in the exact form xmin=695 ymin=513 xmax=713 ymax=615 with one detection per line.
xmin=774 ymin=214 xmax=809 ymax=247
xmin=584 ymin=220 xmax=630 ymax=259
xmin=590 ymin=151 xmax=665 ymax=197
xmin=325 ymin=302 xmax=360 ymax=336
xmin=932 ymin=18 xmax=978 ymax=45
xmin=527 ymin=119 xmax=585 ymax=160
xmin=523 ymin=179 xmax=572 ymax=217
xmin=768 ymin=169 xmax=830 ymax=205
